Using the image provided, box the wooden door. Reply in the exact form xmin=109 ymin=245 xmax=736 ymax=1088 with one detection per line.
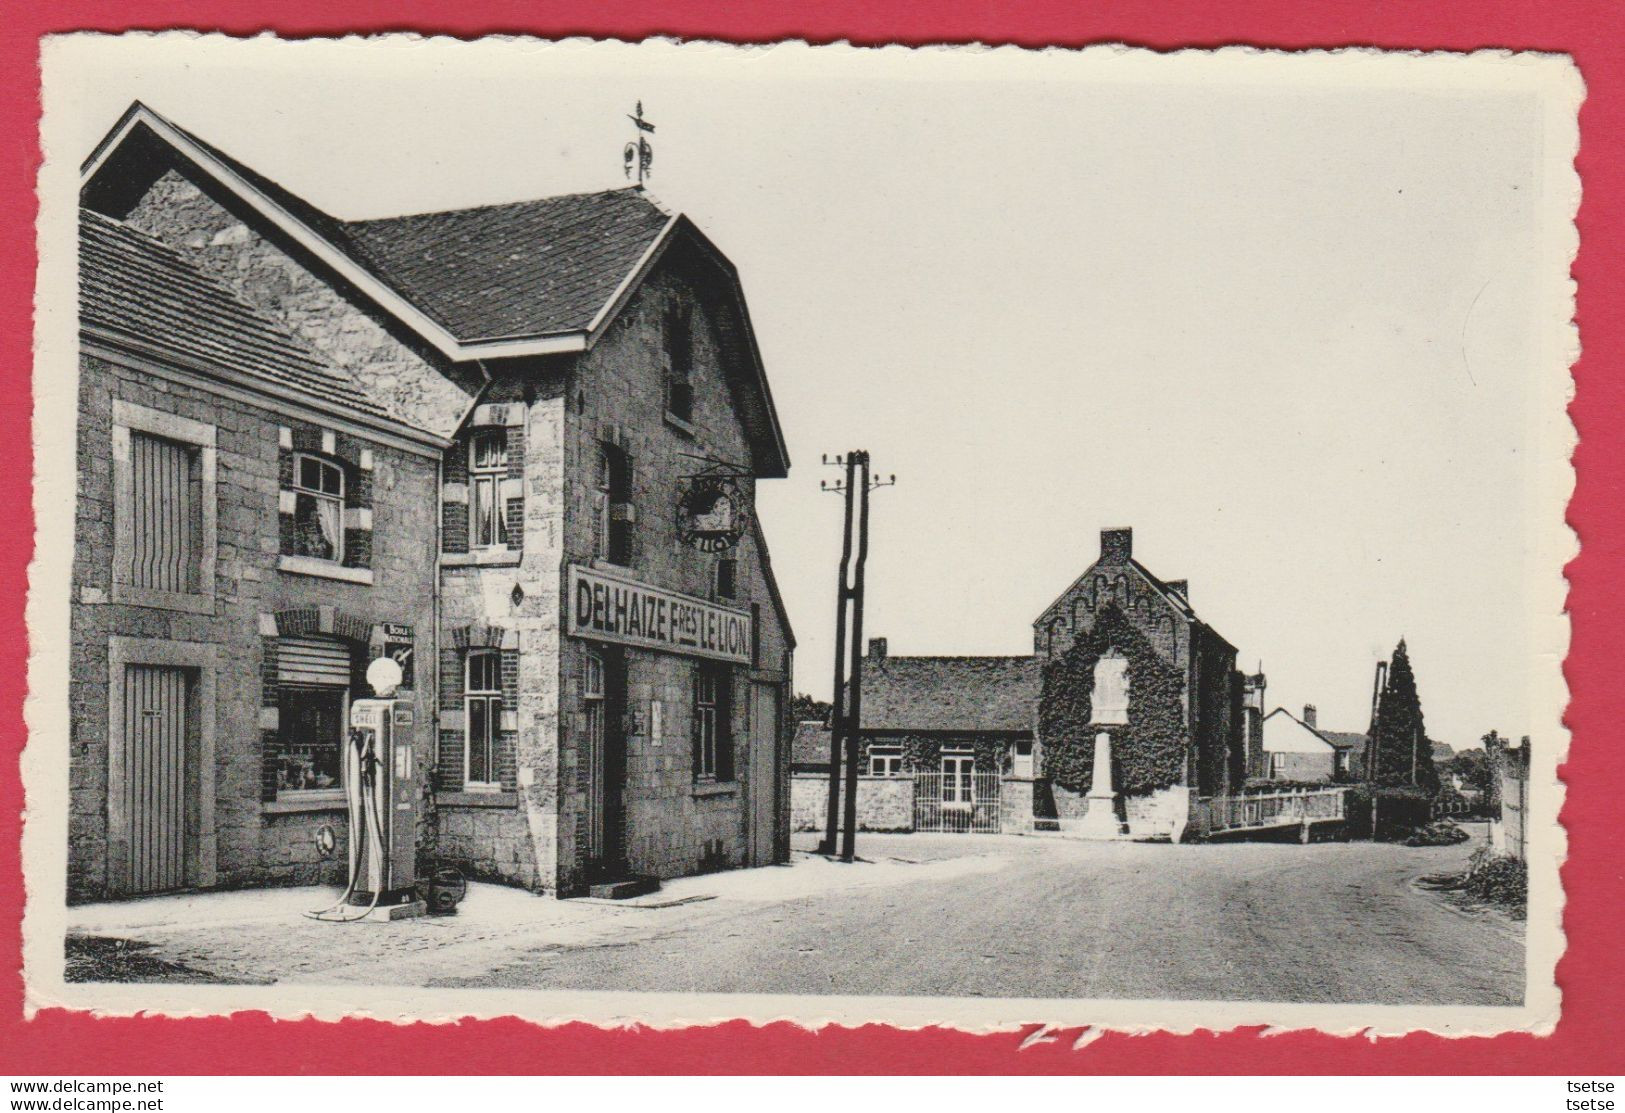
xmin=120 ymin=665 xmax=192 ymax=894
xmin=749 ymin=684 xmax=779 ymax=866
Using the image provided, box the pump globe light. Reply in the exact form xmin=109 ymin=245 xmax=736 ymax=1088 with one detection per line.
xmin=366 ymin=656 xmax=404 ymax=698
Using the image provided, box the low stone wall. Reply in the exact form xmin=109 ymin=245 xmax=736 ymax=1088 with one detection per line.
xmin=1052 ymin=783 xmax=1195 ymax=840
xmin=791 ymin=773 xmax=915 ymax=832
xmin=1000 ymin=777 xmax=1037 ymax=835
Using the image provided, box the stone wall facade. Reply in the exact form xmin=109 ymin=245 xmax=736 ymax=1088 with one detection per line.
xmin=77 ymin=136 xmax=794 ymax=902
xmin=70 ymin=348 xmax=440 ymax=901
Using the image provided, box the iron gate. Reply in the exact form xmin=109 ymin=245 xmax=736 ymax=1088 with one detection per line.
xmin=913 ymin=772 xmax=1002 ymax=833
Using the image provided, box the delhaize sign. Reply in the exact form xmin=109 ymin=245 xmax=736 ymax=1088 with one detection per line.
xmin=568 ymin=565 xmax=752 ymax=665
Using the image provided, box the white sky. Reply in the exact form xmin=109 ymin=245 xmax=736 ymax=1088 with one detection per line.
xmin=45 ymin=37 xmax=1576 ymax=748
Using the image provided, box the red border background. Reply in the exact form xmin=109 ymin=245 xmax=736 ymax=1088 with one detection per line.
xmin=2 ymin=1 xmax=1621 ymax=1076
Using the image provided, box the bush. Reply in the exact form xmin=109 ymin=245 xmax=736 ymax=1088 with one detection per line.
xmin=1464 ymin=847 xmax=1527 ymax=914
xmin=1404 ymin=819 xmax=1469 ymax=847
xmin=1344 ymin=783 xmax=1433 ymax=841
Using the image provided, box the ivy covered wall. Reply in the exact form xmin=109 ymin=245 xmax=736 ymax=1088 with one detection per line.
xmin=1038 ymin=603 xmax=1189 ymax=796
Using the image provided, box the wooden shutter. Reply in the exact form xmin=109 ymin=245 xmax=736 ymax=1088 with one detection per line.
xmin=129 ymin=432 xmax=197 ymax=593
xmin=277 ymin=637 xmax=352 ymax=685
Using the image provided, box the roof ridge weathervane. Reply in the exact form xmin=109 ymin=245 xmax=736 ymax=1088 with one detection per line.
xmin=624 ymin=100 xmax=655 ymax=187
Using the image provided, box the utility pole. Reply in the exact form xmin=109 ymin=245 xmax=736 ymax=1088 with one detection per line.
xmin=819 ymin=451 xmax=895 ymax=861
xmin=817 ymin=453 xmax=857 ymax=856
xmin=1367 ymin=657 xmax=1387 ymax=840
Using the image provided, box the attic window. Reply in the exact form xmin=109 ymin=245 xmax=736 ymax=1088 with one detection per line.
xmin=665 ymin=305 xmax=694 ymax=423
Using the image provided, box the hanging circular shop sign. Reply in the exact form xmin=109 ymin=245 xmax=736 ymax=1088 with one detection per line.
xmin=677 ymin=475 xmax=749 ymax=553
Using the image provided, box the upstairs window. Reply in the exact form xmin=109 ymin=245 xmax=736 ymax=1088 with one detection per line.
xmin=714 ymin=557 xmax=738 ymax=601
xmin=664 ymin=305 xmax=694 ymax=423
xmin=292 ymin=454 xmax=344 ymax=562
xmin=469 ymin=430 xmax=510 ymax=550
xmin=595 ymin=444 xmax=633 ymax=565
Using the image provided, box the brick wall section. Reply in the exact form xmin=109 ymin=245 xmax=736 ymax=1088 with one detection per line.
xmin=1266 ymin=750 xmax=1336 ymax=782
xmin=442 ymin=435 xmax=469 ymax=554
xmin=435 ymin=377 xmax=567 ymax=892
xmin=70 ymin=349 xmax=439 ymax=901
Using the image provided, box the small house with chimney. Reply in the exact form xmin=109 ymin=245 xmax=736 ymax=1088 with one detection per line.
xmin=1259 ymin=705 xmax=1339 ymax=782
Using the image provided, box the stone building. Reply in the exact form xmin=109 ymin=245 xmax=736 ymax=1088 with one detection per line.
xmin=1032 ymin=528 xmax=1247 ymax=839
xmin=72 ymin=102 xmax=794 ymax=901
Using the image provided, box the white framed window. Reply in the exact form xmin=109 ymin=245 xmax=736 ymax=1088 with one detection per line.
xmin=1011 ymin=739 xmax=1035 ymax=778
xmin=292 ymin=453 xmax=345 ymax=563
xmin=1268 ymin=752 xmax=1286 ymax=779
xmin=464 ymin=651 xmax=502 ymax=789
xmin=941 ymin=751 xmax=975 ymax=805
xmin=868 ymin=744 xmax=903 ymax=777
xmin=111 ymin=400 xmax=217 ymax=613
xmin=469 ymin=430 xmax=509 ymax=550
xmin=1335 ymin=751 xmax=1350 ymax=775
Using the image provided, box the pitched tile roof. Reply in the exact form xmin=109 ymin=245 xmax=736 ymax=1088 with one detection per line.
xmin=791 ymin=720 xmax=833 ymax=767
xmin=1318 ymin=730 xmax=1368 ymax=754
xmin=79 ymin=209 xmax=389 ymax=419
xmin=170 ymin=115 xmax=676 ymax=342
xmin=340 ymin=190 xmax=673 ymax=341
xmin=860 ymin=655 xmax=1038 ymax=734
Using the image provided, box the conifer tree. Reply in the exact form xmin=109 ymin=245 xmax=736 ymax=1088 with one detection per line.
xmin=1369 ymin=639 xmax=1440 ymax=793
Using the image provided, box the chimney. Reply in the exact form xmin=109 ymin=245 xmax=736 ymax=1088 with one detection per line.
xmin=1303 ymin=704 xmax=1318 ymax=729
xmin=1100 ymin=528 xmax=1133 ymax=564
xmin=868 ymin=637 xmax=888 ymax=661
xmin=1164 ymin=579 xmax=1188 ymax=599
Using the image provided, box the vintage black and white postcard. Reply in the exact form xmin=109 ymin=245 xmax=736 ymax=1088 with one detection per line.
xmin=23 ymin=35 xmax=1577 ymax=1035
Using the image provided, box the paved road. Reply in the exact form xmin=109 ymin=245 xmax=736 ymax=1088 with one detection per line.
xmin=447 ymin=831 xmax=1523 ymax=1005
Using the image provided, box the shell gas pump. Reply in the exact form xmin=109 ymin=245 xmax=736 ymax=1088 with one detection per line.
xmin=306 ymin=657 xmax=427 ymax=923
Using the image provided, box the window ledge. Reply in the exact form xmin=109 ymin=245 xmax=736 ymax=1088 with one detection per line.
xmin=109 ymin=585 xmax=216 ymax=614
xmin=263 ymin=792 xmax=347 ymax=815
xmin=278 ymin=555 xmax=373 ymax=585
xmin=691 ymin=780 xmax=739 ymax=799
xmin=435 ymin=790 xmax=519 ymax=809
xmin=663 ymin=411 xmax=697 ymax=438
xmin=441 ymin=549 xmax=523 ymax=568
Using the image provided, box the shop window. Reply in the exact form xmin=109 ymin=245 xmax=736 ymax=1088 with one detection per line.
xmin=292 ymin=454 xmax=345 ymax=562
xmin=692 ymin=663 xmax=734 ymax=782
xmin=595 ymin=444 xmax=633 ymax=565
xmin=277 ymin=686 xmax=345 ymax=793
xmin=664 ymin=305 xmax=694 ymax=423
xmin=465 ymin=651 xmax=502 ymax=788
xmin=469 ymin=430 xmax=509 ymax=550
xmin=868 ymin=745 xmax=903 ymax=777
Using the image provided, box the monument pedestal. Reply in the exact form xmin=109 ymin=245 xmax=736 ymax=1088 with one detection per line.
xmin=1076 ymin=730 xmax=1129 ymax=839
